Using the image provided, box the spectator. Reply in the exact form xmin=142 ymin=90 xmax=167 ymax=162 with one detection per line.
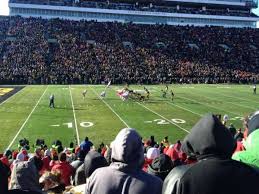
xmin=80 ymin=136 xmax=93 ymax=154
xmin=143 ymin=147 xmax=160 ymax=172
xmin=162 ymin=113 xmax=259 ymax=194
xmin=9 ymin=157 xmax=43 ymax=193
xmin=75 ymin=150 xmax=108 ymax=186
xmin=0 ymin=160 xmax=9 ymax=193
xmin=150 ymin=135 xmax=156 ymax=147
xmin=39 ymin=171 xmax=65 ymax=194
xmin=85 ymin=128 xmax=162 ymax=194
xmin=234 ymin=128 xmax=244 ymax=141
xmin=51 ymin=152 xmax=73 ymax=186
xmin=232 ymin=111 xmax=259 ymax=168
xmin=148 ymin=153 xmax=173 ymax=180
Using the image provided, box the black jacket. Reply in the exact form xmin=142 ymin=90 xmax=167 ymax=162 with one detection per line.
xmin=163 ymin=113 xmax=259 ymax=194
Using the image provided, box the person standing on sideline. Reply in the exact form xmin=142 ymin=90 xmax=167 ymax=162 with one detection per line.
xmin=49 ymin=94 xmax=55 ymax=108
xmin=253 ymin=84 xmax=256 ymax=95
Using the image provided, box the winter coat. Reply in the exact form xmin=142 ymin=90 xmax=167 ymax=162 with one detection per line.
xmin=74 ymin=151 xmax=108 ymax=186
xmin=51 ymin=161 xmax=73 ymax=186
xmin=9 ymin=159 xmax=42 ymax=193
xmin=232 ymin=129 xmax=259 ymax=168
xmin=85 ymin=128 xmax=162 ymax=194
xmin=163 ymin=113 xmax=259 ymax=194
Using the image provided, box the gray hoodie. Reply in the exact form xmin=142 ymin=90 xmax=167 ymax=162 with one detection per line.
xmin=85 ymin=128 xmax=162 ymax=194
xmin=10 ymin=158 xmax=42 ymax=193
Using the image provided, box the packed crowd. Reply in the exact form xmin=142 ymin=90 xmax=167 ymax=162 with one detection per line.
xmin=1 ymin=111 xmax=259 ymax=194
xmin=0 ymin=17 xmax=258 ymax=85
xmin=9 ymin=0 xmax=256 ymax=17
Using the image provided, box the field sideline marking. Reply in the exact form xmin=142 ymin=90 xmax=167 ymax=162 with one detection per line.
xmin=69 ymin=86 xmax=80 ymax=145
xmin=7 ymin=86 xmax=49 ymax=150
xmin=0 ymin=87 xmax=24 ymax=106
xmin=136 ymin=102 xmax=190 ymax=134
xmin=91 ymin=87 xmax=130 ymax=128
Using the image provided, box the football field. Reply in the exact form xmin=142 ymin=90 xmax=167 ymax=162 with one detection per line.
xmin=0 ymin=84 xmax=257 ymax=152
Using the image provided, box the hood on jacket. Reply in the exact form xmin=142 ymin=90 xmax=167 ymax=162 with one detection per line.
xmin=84 ymin=150 xmax=108 ymax=178
xmin=182 ymin=113 xmax=236 ymax=160
xmin=243 ymin=129 xmax=259 ymax=151
xmin=147 ymin=153 xmax=173 ymax=181
xmin=111 ymin=128 xmax=144 ymax=170
xmin=10 ymin=158 xmax=41 ymax=193
xmin=232 ymin=129 xmax=259 ymax=167
xmin=247 ymin=111 xmax=259 ymax=135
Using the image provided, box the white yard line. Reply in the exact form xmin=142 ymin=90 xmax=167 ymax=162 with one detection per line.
xmin=194 ymin=89 xmax=256 ymax=111
xmin=165 ymin=101 xmax=203 ymax=117
xmin=0 ymin=87 xmax=24 ymax=106
xmin=91 ymin=87 xmax=130 ymax=128
xmin=7 ymin=86 xmax=49 ymax=150
xmin=151 ymin=88 xmax=203 ymax=117
xmin=136 ymin=102 xmax=190 ymax=134
xmin=177 ymin=95 xmax=242 ymax=117
xmin=69 ymin=85 xmax=80 ymax=146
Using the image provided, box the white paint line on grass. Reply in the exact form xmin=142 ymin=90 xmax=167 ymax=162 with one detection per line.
xmin=0 ymin=87 xmax=24 ymax=106
xmin=136 ymin=102 xmax=190 ymax=134
xmin=178 ymin=95 xmax=241 ymax=117
xmin=165 ymin=101 xmax=203 ymax=117
xmin=194 ymin=88 xmax=257 ymax=110
xmin=151 ymin=87 xmax=203 ymax=117
xmin=91 ymin=87 xmax=130 ymax=128
xmin=69 ymin=86 xmax=80 ymax=146
xmin=7 ymin=86 xmax=49 ymax=150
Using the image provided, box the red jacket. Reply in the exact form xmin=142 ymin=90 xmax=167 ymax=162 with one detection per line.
xmin=40 ymin=156 xmax=51 ymax=175
xmin=51 ymin=161 xmax=73 ymax=186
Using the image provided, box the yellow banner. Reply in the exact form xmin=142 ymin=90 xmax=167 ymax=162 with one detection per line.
xmin=0 ymin=88 xmax=14 ymax=96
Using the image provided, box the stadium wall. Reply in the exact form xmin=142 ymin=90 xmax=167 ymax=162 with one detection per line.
xmin=9 ymin=3 xmax=258 ymax=28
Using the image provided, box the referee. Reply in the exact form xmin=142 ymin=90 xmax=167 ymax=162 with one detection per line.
xmin=49 ymin=94 xmax=55 ymax=108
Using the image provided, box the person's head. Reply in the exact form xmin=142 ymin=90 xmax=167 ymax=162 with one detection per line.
xmin=111 ymin=128 xmax=144 ymax=169
xmin=150 ymin=136 xmax=154 ymax=141
xmin=31 ymin=156 xmax=43 ymax=171
xmin=4 ymin=149 xmax=12 ymax=159
xmin=69 ymin=142 xmax=74 ymax=148
xmin=59 ymin=153 xmax=66 ymax=162
xmin=84 ymin=151 xmax=108 ymax=178
xmin=39 ymin=171 xmax=61 ymax=192
xmin=182 ymin=113 xmax=236 ymax=160
xmin=247 ymin=110 xmax=259 ymax=135
xmin=85 ymin=136 xmax=89 ymax=142
xmin=146 ymin=148 xmax=160 ymax=160
xmin=147 ymin=154 xmax=173 ymax=180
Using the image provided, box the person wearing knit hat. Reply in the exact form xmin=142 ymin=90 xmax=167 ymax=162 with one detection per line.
xmin=143 ymin=147 xmax=160 ymax=172
xmin=232 ymin=110 xmax=259 ymax=168
xmin=163 ymin=113 xmax=259 ymax=194
xmin=148 ymin=154 xmax=173 ymax=180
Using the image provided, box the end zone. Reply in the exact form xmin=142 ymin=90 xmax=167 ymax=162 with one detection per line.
xmin=0 ymin=86 xmax=25 ymax=105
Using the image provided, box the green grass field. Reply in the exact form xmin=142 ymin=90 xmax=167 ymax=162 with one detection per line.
xmin=0 ymin=84 xmax=257 ymax=152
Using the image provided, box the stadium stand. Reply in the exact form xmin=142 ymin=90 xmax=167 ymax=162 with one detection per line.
xmin=0 ymin=16 xmax=258 ymax=85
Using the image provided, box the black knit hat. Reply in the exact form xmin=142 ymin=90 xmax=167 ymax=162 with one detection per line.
xmin=147 ymin=154 xmax=173 ymax=180
xmin=247 ymin=111 xmax=259 ymax=135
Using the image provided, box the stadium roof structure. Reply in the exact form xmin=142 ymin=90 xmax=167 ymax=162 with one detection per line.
xmin=9 ymin=0 xmax=259 ymax=28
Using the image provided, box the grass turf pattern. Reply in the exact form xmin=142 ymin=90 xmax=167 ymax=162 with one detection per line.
xmin=0 ymin=84 xmax=256 ymax=152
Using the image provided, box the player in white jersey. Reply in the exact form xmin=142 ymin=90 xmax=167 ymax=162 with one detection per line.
xmin=82 ymin=89 xmax=87 ymax=99
xmin=253 ymin=84 xmax=256 ymax=95
xmin=100 ymin=91 xmax=106 ymax=98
